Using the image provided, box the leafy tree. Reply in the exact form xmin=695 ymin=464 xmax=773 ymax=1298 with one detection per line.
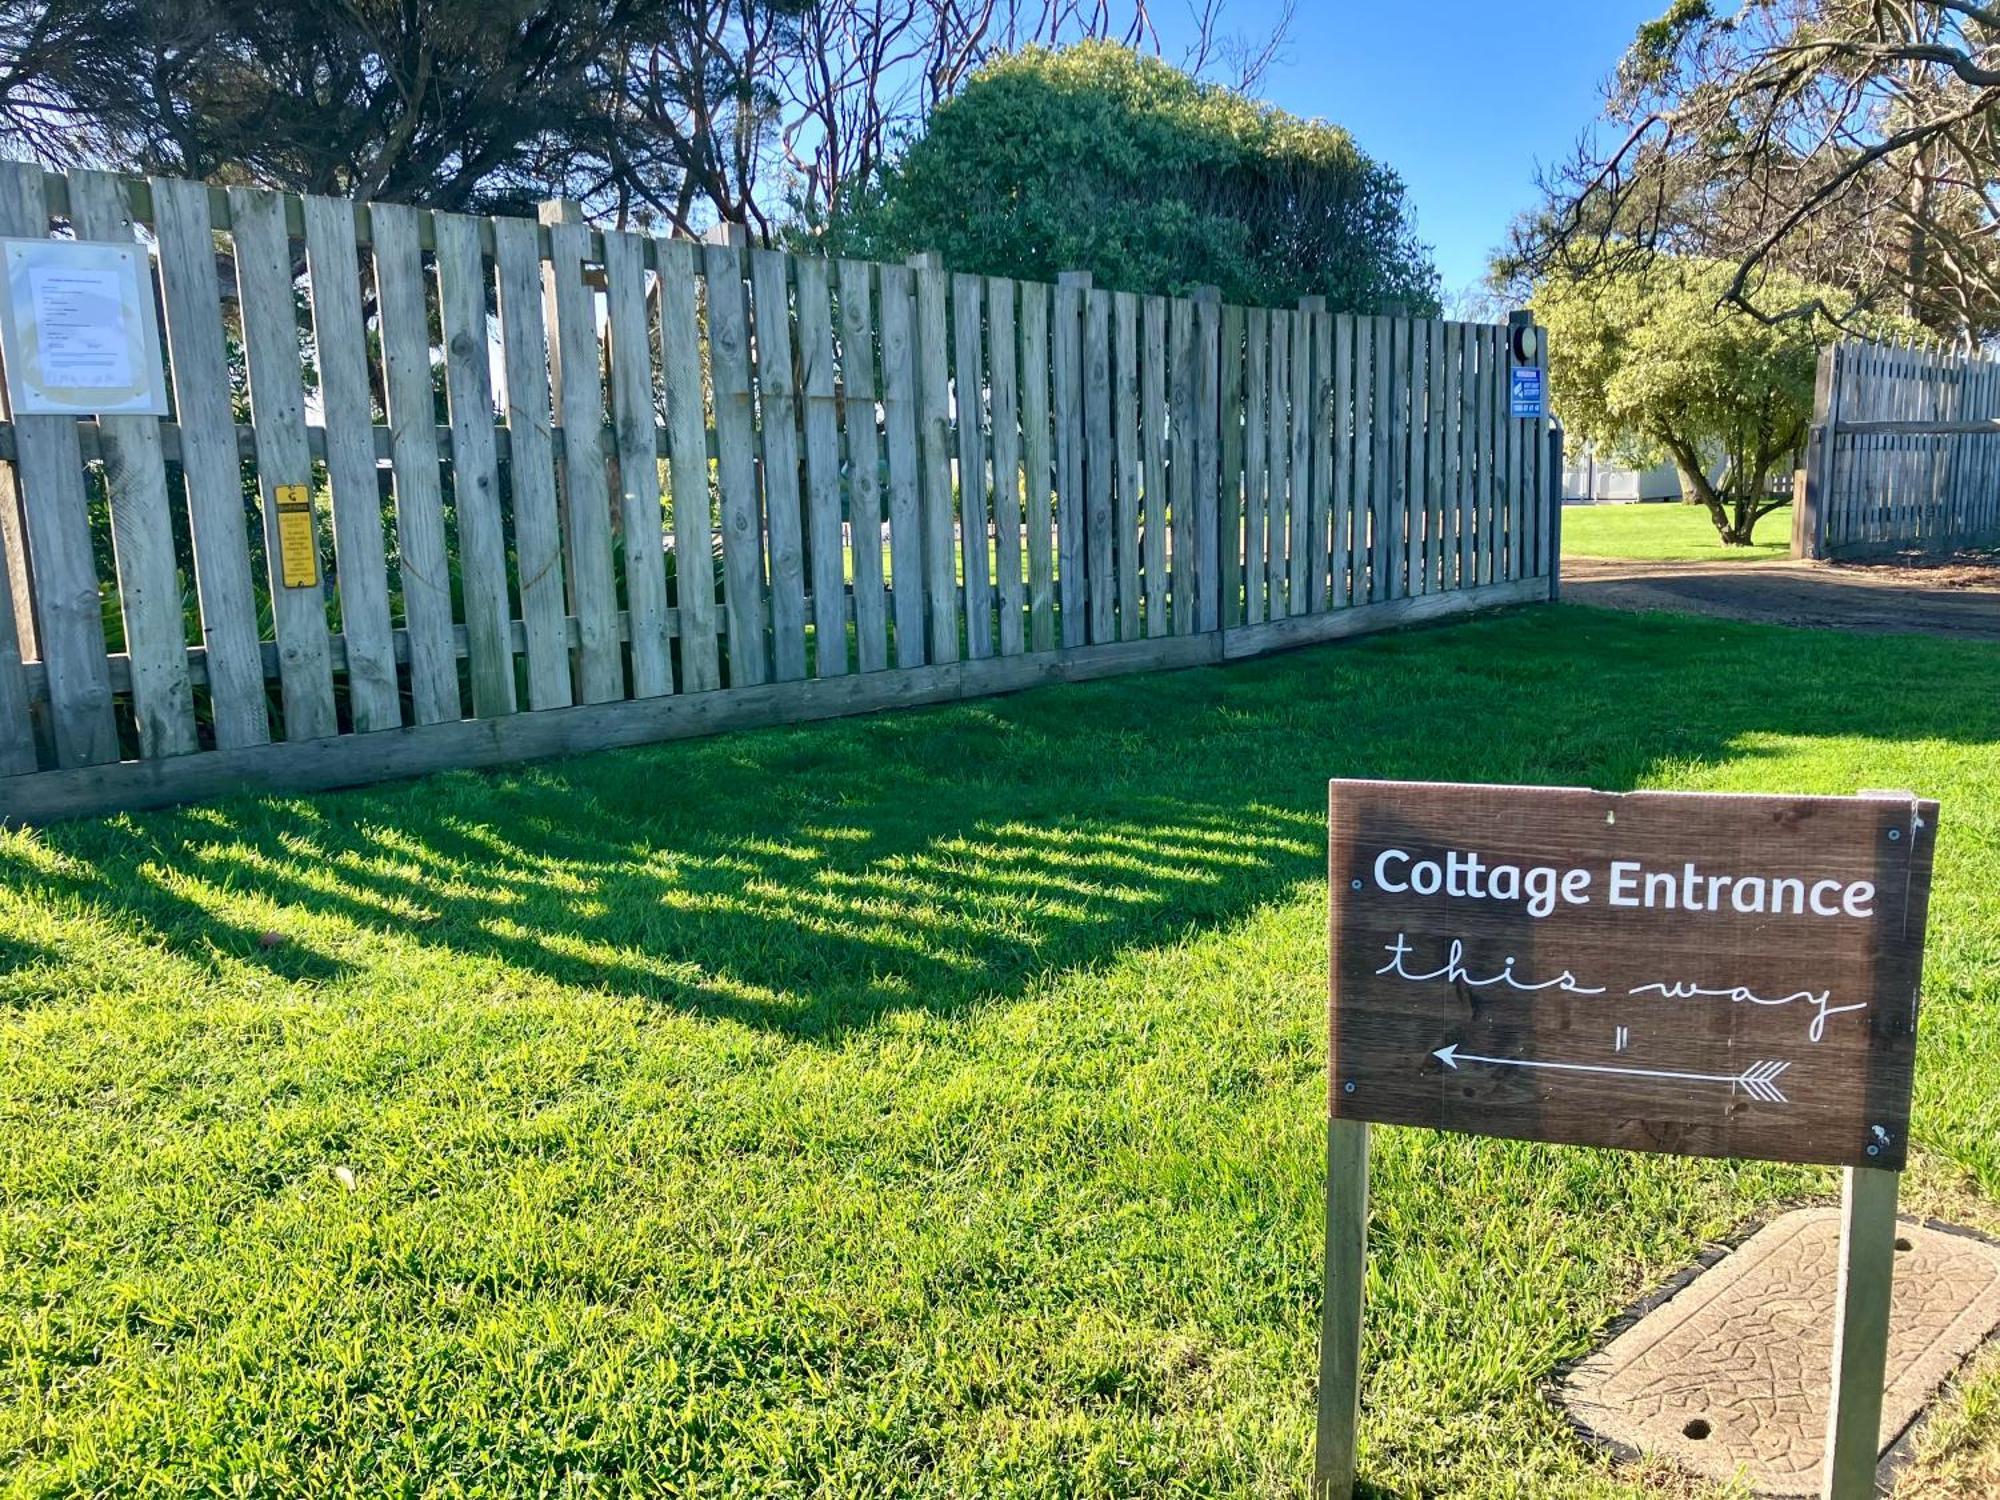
xmin=1534 ymin=256 xmax=1908 ymax=546
xmin=817 ymin=41 xmax=1438 ymax=312
xmin=0 ymin=0 xmax=676 ymax=214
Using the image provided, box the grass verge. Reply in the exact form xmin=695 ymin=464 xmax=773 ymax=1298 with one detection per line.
xmin=2 ymin=604 xmax=1996 ymax=1497
xmin=1563 ymin=501 xmax=1794 ymax=562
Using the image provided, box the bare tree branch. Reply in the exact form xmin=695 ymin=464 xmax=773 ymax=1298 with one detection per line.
xmin=1516 ymin=0 xmax=2000 ymax=338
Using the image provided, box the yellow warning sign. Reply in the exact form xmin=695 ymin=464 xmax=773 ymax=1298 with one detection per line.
xmin=273 ymin=484 xmax=318 ymax=590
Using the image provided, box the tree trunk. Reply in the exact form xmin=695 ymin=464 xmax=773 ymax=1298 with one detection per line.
xmin=1672 ymin=454 xmax=1734 ymax=542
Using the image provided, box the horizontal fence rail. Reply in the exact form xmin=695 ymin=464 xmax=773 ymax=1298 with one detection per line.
xmin=1797 ymin=337 xmax=2000 ymax=559
xmin=0 ymin=161 xmax=1557 ymax=824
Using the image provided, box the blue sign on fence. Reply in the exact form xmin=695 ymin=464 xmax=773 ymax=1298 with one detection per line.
xmin=1510 ymin=364 xmax=1544 ymax=419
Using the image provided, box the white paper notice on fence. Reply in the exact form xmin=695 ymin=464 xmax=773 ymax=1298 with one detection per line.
xmin=0 ymin=238 xmax=169 ymax=415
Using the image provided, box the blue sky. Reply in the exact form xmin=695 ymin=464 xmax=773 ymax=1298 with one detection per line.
xmin=1156 ymin=0 xmax=1664 ymax=299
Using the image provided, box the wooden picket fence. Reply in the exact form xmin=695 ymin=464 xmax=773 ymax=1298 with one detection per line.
xmin=0 ymin=162 xmax=1557 ymax=824
xmin=1796 ymin=338 xmax=2000 ymax=559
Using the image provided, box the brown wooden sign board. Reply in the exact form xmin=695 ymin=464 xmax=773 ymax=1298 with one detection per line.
xmin=1326 ymin=781 xmax=1938 ymax=1170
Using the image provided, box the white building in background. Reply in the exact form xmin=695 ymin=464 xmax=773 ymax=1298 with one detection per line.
xmin=1562 ymin=442 xmax=1794 ymax=504
xmin=1563 ymin=446 xmax=1687 ymax=502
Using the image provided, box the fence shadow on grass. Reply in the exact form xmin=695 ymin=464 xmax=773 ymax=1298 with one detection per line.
xmin=7 ymin=605 xmax=2000 ymax=1043
xmin=1 ymin=691 xmax=1331 ymax=1039
xmin=75 ymin=791 xmax=1315 ymax=1040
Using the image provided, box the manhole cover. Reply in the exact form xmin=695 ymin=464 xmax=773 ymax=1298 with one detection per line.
xmin=1559 ymin=1207 xmax=2000 ymax=1496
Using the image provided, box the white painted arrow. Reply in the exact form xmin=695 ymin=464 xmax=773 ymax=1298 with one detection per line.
xmin=1432 ymin=1045 xmax=1792 ymax=1104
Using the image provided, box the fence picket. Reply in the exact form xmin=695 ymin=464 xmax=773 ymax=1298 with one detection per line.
xmin=1266 ymin=309 xmax=1292 ymax=618
xmin=1881 ymin=344 xmax=1900 ymax=545
xmin=1456 ymin=324 xmax=1476 ymax=588
xmin=1195 ymin=292 xmax=1222 ymax=633
xmin=434 ymin=212 xmax=517 ymax=718
xmin=1287 ymin=307 xmax=1312 ymax=612
xmin=1112 ymin=291 xmax=1142 ymax=641
xmin=750 ymin=249 xmax=808 ymax=682
xmin=1371 ymin=317 xmax=1397 ymax=602
xmin=1084 ymin=289 xmax=1116 ymax=645
xmin=149 ymin=175 xmax=269 ymax=747
xmin=1440 ymin=318 xmax=1456 ymax=592
xmin=1351 ymin=317 xmax=1376 ymax=605
xmin=837 ymin=259 xmax=890 ymax=673
xmin=878 ymin=264 xmax=928 ymax=667
xmin=68 ymin=169 xmax=197 ymax=757
xmin=1242 ymin=308 xmax=1268 ymax=626
xmin=1530 ymin=323 xmax=1549 ymax=577
xmin=370 ymin=203 xmax=461 ymax=725
xmin=302 ymin=193 xmax=400 ymax=731
xmin=1476 ymin=325 xmax=1498 ymax=587
xmin=546 ymin=220 xmax=625 ymax=702
xmin=1391 ymin=318 xmax=1416 ymax=599
xmin=795 ymin=256 xmax=848 ymax=677
xmin=657 ymin=240 xmax=720 ymax=691
xmin=952 ymin=273 xmax=995 ymax=659
xmin=1330 ymin=313 xmax=1354 ymax=607
xmin=1443 ymin=324 xmax=1464 ymax=591
xmin=911 ymin=255 xmax=959 ymax=664
xmin=1142 ymin=296 xmax=1171 ymax=636
xmin=1427 ymin=319 xmax=1447 ymax=590
xmin=704 ymin=238 xmax=768 ymax=687
xmin=1307 ymin=304 xmax=1333 ymax=612
xmin=228 ymin=184 xmax=339 ymax=741
xmin=1053 ymin=275 xmax=1086 ymax=648
xmin=988 ymin=277 xmax=1026 ymax=656
xmin=603 ymin=228 xmax=673 ymax=696
xmin=491 ymin=217 xmax=572 ymax=710
xmin=1169 ymin=297 xmax=1197 ymax=634
xmin=1405 ymin=318 xmax=1428 ymax=596
xmin=1019 ymin=281 xmax=1056 ymax=654
xmin=1219 ymin=303 xmax=1246 ymax=630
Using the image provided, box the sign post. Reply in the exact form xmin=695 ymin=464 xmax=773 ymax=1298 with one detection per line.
xmin=1317 ymin=780 xmax=1938 ymax=1499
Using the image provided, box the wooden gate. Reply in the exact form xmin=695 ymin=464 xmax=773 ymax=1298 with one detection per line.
xmin=0 ymin=162 xmax=1559 ymax=824
xmin=1797 ymin=338 xmax=2000 ymax=558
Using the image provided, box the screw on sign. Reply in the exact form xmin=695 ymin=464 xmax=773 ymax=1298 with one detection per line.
xmin=1314 ymin=780 xmax=1938 ymax=1500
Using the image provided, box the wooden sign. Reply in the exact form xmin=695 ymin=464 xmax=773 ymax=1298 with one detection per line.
xmin=1315 ymin=780 xmax=1942 ymax=1500
xmin=1327 ymin=780 xmax=1938 ymax=1170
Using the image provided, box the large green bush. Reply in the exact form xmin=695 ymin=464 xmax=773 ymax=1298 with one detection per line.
xmin=816 ymin=42 xmax=1439 ymax=314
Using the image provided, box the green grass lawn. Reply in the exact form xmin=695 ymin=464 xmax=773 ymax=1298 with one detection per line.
xmin=4 ymin=605 xmax=1997 ymax=1498
xmin=1563 ymin=501 xmax=1795 ymax=562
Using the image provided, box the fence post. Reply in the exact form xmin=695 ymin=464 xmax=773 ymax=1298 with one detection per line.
xmin=1547 ymin=420 xmax=1564 ymax=602
xmin=1796 ymin=425 xmax=1827 ymax=561
xmin=1795 ymin=343 xmax=1836 ymax=560
xmin=1315 ymin=1117 xmax=1370 ymax=1497
xmin=1820 ymin=1164 xmax=1901 ymax=1498
xmin=1506 ymin=310 xmax=1536 ymax=585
